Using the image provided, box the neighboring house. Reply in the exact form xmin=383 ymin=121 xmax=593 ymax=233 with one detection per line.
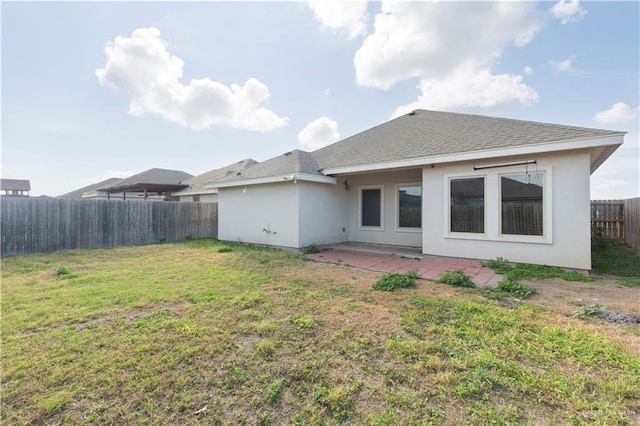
xmin=1 ymin=179 xmax=31 ymax=197
xmin=97 ymin=168 xmax=193 ymax=200
xmin=173 ymin=159 xmax=257 ymax=202
xmin=209 ymin=110 xmax=625 ymax=270
xmin=58 ymin=177 xmax=123 ymax=199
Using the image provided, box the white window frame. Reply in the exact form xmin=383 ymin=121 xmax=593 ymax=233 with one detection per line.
xmin=444 ymin=166 xmax=553 ymax=244
xmin=498 ymin=167 xmax=552 ymax=244
xmin=358 ymin=185 xmax=384 ymax=231
xmin=395 ymin=183 xmax=422 ymax=232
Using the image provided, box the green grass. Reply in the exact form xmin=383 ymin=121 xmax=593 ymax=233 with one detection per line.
xmin=2 ymin=239 xmax=639 ymax=424
xmin=592 ymin=240 xmax=640 ymax=277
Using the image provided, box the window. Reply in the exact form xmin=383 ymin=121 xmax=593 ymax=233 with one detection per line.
xmin=501 ymin=172 xmax=544 ymax=236
xmin=193 ymin=195 xmax=200 ymax=202
xmin=450 ymin=177 xmax=484 ymax=233
xmin=360 ymin=187 xmax=383 ymax=228
xmin=398 ymin=185 xmax=421 ymax=229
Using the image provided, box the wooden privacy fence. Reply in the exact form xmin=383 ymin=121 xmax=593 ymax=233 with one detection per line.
xmin=624 ymin=198 xmax=640 ymax=252
xmin=1 ymin=198 xmax=218 ymax=256
xmin=591 ymin=198 xmax=640 ymax=252
xmin=591 ymin=200 xmax=624 ymax=242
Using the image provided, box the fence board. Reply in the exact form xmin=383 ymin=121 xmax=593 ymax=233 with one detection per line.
xmin=1 ymin=198 xmax=218 ymax=256
xmin=591 ymin=200 xmax=624 ymax=242
xmin=623 ymin=197 xmax=640 ymax=252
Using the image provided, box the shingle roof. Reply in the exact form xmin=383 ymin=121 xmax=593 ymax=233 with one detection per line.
xmin=216 ymin=150 xmax=322 ymax=183
xmin=313 ymin=110 xmax=624 ymax=170
xmin=58 ymin=177 xmax=122 ymax=198
xmin=99 ymin=168 xmax=193 ymax=192
xmin=1 ymin=179 xmax=31 ymax=191
xmin=205 ymin=110 xmax=624 ymax=187
xmin=173 ymin=159 xmax=257 ymax=195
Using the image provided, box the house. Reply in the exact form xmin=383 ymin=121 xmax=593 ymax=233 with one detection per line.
xmin=173 ymin=159 xmax=257 ymax=202
xmin=209 ymin=110 xmax=625 ymax=270
xmin=1 ymin=179 xmax=31 ymax=197
xmin=97 ymin=168 xmax=193 ymax=200
xmin=58 ymin=177 xmax=123 ymax=199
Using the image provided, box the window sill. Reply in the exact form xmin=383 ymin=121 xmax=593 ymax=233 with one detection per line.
xmin=358 ymin=226 xmax=385 ymax=232
xmin=395 ymin=227 xmax=422 ymax=233
xmin=445 ymin=234 xmax=552 ymax=245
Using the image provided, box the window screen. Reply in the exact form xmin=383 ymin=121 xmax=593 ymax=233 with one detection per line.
xmin=398 ymin=185 xmax=421 ymax=228
xmin=501 ymin=173 xmax=544 ymax=236
xmin=361 ymin=188 xmax=381 ymax=227
xmin=450 ymin=177 xmax=484 ymax=233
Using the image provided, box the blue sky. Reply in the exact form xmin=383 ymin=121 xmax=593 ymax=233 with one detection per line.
xmin=2 ymin=1 xmax=638 ymax=198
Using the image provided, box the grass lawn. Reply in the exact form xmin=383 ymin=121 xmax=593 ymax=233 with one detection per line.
xmin=2 ymin=239 xmax=639 ymax=424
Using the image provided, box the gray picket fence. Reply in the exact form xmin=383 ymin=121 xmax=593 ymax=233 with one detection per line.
xmin=1 ymin=198 xmax=218 ymax=256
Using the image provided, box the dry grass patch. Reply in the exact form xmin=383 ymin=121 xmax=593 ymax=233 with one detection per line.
xmin=2 ymin=239 xmax=639 ymax=425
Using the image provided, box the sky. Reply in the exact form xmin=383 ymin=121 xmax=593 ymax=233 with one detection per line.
xmin=2 ymin=1 xmax=639 ymax=199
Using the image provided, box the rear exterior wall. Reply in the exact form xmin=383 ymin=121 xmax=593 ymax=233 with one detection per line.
xmin=422 ymin=150 xmax=592 ymax=269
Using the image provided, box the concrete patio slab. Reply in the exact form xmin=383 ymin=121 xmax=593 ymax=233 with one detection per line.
xmin=307 ymin=248 xmax=504 ymax=288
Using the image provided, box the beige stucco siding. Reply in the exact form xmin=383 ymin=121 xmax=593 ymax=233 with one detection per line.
xmin=298 ymin=182 xmax=349 ymax=247
xmin=218 ymin=183 xmax=300 ymax=247
xmin=422 ymin=150 xmax=592 ymax=269
xmin=345 ymin=168 xmax=423 ymax=248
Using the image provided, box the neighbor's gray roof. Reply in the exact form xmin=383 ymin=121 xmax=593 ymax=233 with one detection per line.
xmin=313 ymin=110 xmax=625 ymax=170
xmin=58 ymin=177 xmax=122 ymax=198
xmin=1 ymin=179 xmax=31 ymax=191
xmin=173 ymin=159 xmax=257 ymax=195
xmin=216 ymin=150 xmax=322 ymax=183
xmin=98 ymin=168 xmax=193 ymax=193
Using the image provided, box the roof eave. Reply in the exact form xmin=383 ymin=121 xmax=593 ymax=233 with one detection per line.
xmin=321 ymin=134 xmax=625 ymax=175
xmin=208 ymin=173 xmax=337 ymax=189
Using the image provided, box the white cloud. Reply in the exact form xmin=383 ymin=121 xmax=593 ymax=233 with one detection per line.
xmin=354 ymin=1 xmax=540 ymax=90
xmin=307 ymin=0 xmax=368 ymax=39
xmin=523 ymin=66 xmax=533 ymax=76
xmin=297 ymin=117 xmax=340 ymax=150
xmin=323 ymin=87 xmax=331 ymax=96
xmin=96 ymin=27 xmax=288 ymax=132
xmin=594 ymin=102 xmax=640 ymax=124
xmin=549 ymin=56 xmax=575 ymax=72
xmin=551 ymin=0 xmax=587 ymax=24
xmin=393 ymin=65 xmax=538 ymax=117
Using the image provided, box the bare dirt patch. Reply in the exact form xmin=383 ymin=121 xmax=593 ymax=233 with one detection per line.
xmin=521 ymin=276 xmax=640 ymax=317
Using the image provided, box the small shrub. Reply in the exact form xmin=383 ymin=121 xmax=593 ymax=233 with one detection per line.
xmin=56 ymin=266 xmax=71 ymax=276
xmin=303 ymin=243 xmax=319 ymax=254
xmin=372 ymin=270 xmax=419 ymax=291
xmin=217 ymin=246 xmax=232 ymax=253
xmin=55 ymin=267 xmax=78 ymax=279
xmin=497 ymin=278 xmax=537 ymax=299
xmin=573 ymin=303 xmax=605 ymax=319
xmin=484 ymin=257 xmax=512 ymax=274
xmin=436 ymin=270 xmax=475 ymax=288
